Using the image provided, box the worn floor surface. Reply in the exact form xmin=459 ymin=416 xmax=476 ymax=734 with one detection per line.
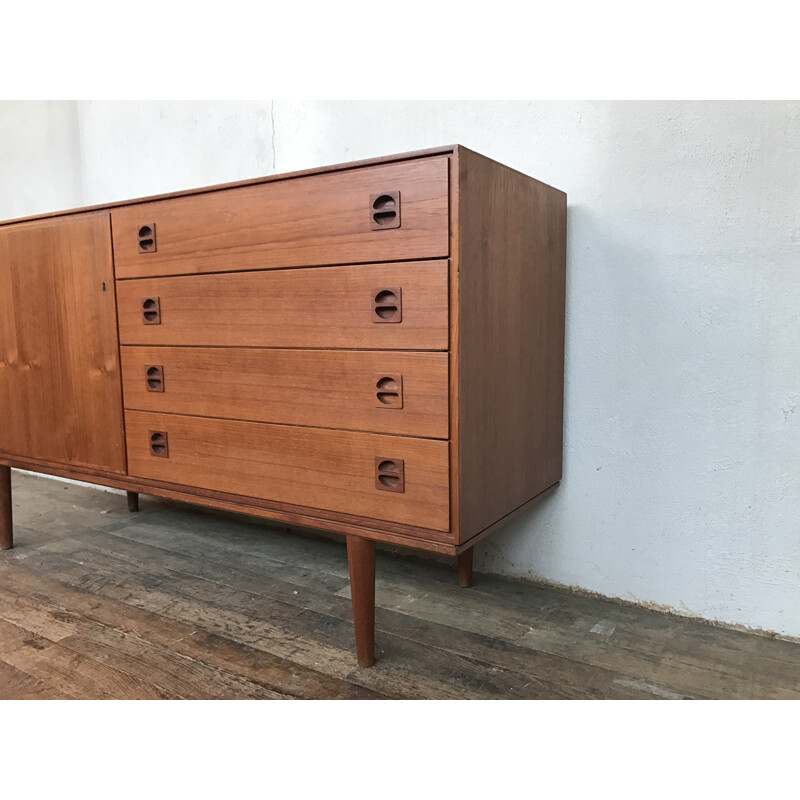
xmin=0 ymin=472 xmax=798 ymax=699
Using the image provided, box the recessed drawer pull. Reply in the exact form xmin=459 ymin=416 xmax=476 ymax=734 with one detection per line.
xmin=370 ymin=191 xmax=400 ymax=230
xmin=375 ymin=374 xmax=403 ymax=408
xmin=141 ymin=297 xmax=161 ymax=325
xmin=372 ymin=287 xmax=402 ymax=323
xmin=149 ymin=430 xmax=169 ymax=458
xmin=137 ymin=223 xmax=157 ymax=253
xmin=145 ymin=364 xmax=165 ymax=393
xmin=375 ymin=457 xmax=404 ymax=493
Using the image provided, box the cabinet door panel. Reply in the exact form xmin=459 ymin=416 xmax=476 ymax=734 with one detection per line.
xmin=0 ymin=213 xmax=126 ymax=472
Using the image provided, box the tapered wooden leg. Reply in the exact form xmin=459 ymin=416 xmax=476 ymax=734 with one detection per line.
xmin=457 ymin=547 xmax=473 ymax=588
xmin=346 ymin=534 xmax=375 ymax=667
xmin=126 ymin=491 xmax=139 ymax=513
xmin=0 ymin=465 xmax=12 ymax=551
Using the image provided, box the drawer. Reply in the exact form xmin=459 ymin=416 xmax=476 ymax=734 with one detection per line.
xmin=112 ymin=157 xmax=449 ymax=279
xmin=126 ymin=411 xmax=450 ymax=532
xmin=116 ymin=261 xmax=448 ymax=350
xmin=122 ymin=347 xmax=449 ymax=439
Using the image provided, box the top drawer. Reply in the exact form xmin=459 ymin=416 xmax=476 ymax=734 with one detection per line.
xmin=112 ymin=157 xmax=450 ymax=279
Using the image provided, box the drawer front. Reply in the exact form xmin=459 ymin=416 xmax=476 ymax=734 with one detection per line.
xmin=112 ymin=157 xmax=449 ymax=279
xmin=126 ymin=411 xmax=450 ymax=532
xmin=117 ymin=261 xmax=448 ymax=350
xmin=122 ymin=347 xmax=449 ymax=439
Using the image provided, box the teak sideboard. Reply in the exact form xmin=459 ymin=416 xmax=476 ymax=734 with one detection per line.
xmin=0 ymin=145 xmax=566 ymax=667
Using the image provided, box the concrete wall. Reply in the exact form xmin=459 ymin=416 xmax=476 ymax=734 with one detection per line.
xmin=2 ymin=100 xmax=798 ymax=636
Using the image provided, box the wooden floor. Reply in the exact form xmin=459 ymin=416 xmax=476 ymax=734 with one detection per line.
xmin=1 ymin=472 xmax=798 ymax=700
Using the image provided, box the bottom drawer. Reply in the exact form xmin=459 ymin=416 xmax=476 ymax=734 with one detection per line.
xmin=125 ymin=411 xmax=450 ymax=532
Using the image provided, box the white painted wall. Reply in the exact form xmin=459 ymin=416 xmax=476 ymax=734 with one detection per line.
xmin=1 ymin=100 xmax=798 ymax=636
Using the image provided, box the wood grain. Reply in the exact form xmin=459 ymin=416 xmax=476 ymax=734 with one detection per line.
xmin=457 ymin=547 xmax=473 ymax=588
xmin=456 ymin=146 xmax=567 ymax=540
xmin=347 ymin=535 xmax=376 ymax=667
xmin=116 ymin=261 xmax=449 ymax=350
xmin=0 ymin=452 xmax=458 ymax=552
xmin=112 ymin=157 xmax=450 ymax=279
xmin=6 ymin=473 xmax=800 ymax=700
xmin=0 ymin=658 xmax=68 ymax=700
xmin=0 ymin=616 xmax=164 ymax=700
xmin=0 ymin=212 xmax=126 ymax=473
xmin=0 ymin=146 xmax=458 ymax=229
xmin=56 ymin=629 xmax=287 ymax=699
xmin=121 ymin=346 xmax=449 ymax=439
xmin=0 ymin=146 xmax=575 ymax=670
xmin=22 ymin=543 xmax=490 ymax=699
xmin=0 ymin=558 xmax=383 ymax=699
xmin=455 ymin=484 xmax=558 ymax=553
xmin=125 ymin=410 xmax=450 ymax=531
xmin=447 ymin=147 xmax=462 ymax=540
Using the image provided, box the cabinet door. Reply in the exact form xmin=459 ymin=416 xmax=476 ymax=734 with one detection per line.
xmin=0 ymin=212 xmax=126 ymax=473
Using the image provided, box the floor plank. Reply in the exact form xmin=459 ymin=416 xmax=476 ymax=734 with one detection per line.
xmin=0 ymin=616 xmax=166 ymax=700
xmin=0 ymin=658 xmax=69 ymax=700
xmin=0 ymin=564 xmax=384 ymax=700
xmin=1 ymin=471 xmax=798 ymax=700
xmin=38 ymin=527 xmax=627 ymax=698
xmin=14 ymin=545 xmax=536 ymax=699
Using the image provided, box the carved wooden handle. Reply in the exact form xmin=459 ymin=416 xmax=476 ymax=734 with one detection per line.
xmin=370 ymin=191 xmax=400 ymax=230
xmin=375 ymin=374 xmax=403 ymax=408
xmin=375 ymin=458 xmax=404 ymax=492
xmin=142 ymin=297 xmax=161 ymax=325
xmin=138 ymin=223 xmax=157 ymax=253
xmin=149 ymin=431 xmax=169 ymax=458
xmin=145 ymin=365 xmax=164 ymax=393
xmin=372 ymin=287 xmax=402 ymax=323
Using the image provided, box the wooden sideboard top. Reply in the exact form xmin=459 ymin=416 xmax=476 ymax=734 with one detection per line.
xmin=0 ymin=145 xmax=457 ymax=228
xmin=0 ymin=144 xmax=565 ymax=228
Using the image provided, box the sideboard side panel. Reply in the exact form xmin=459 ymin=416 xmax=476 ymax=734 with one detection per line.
xmin=456 ymin=147 xmax=567 ymax=541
